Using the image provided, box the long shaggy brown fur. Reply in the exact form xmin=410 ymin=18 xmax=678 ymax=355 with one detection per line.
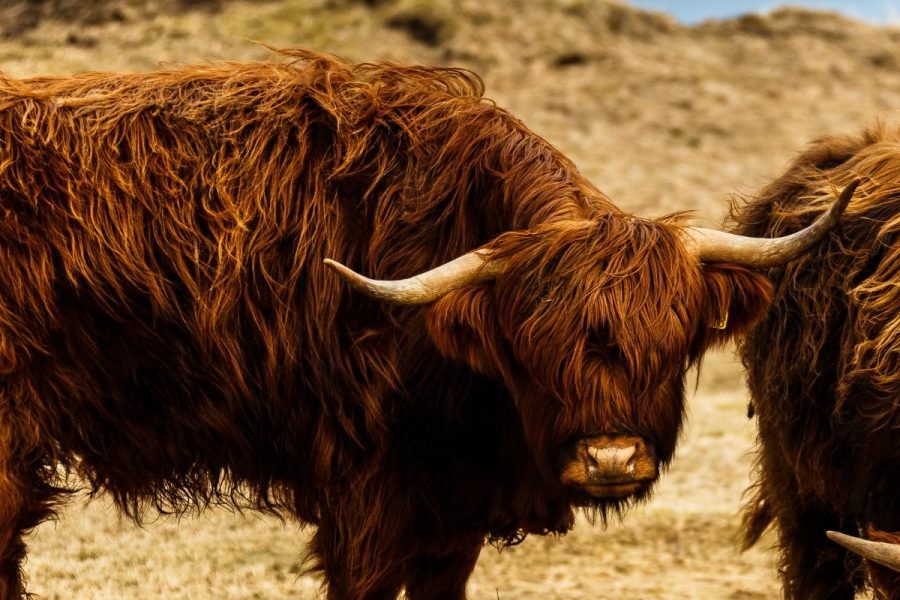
xmin=733 ymin=122 xmax=900 ymax=600
xmin=0 ymin=49 xmax=770 ymax=599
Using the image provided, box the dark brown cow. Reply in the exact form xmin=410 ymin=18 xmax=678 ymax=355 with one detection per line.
xmin=0 ymin=49 xmax=846 ymax=599
xmin=734 ymin=123 xmax=900 ymax=600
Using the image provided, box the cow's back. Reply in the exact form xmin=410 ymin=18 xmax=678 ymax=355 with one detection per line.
xmin=0 ymin=53 xmax=507 ymax=514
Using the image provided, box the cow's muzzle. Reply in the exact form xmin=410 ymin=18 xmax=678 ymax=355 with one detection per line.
xmin=559 ymin=434 xmax=658 ymax=500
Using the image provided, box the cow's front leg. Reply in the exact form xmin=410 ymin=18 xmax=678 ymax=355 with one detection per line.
xmin=403 ymin=538 xmax=482 ymax=600
xmin=308 ymin=513 xmax=405 ymax=600
xmin=777 ymin=502 xmax=864 ymax=600
xmin=0 ymin=456 xmax=63 ymax=599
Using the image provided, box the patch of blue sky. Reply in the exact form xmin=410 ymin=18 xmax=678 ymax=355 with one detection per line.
xmin=628 ymin=1 xmax=900 ymax=25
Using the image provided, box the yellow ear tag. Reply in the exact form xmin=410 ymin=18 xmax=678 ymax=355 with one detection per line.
xmin=711 ymin=310 xmax=729 ymax=330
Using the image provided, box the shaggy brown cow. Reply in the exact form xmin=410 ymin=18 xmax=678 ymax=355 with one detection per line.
xmin=0 ymin=49 xmax=847 ymax=599
xmin=734 ymin=123 xmax=900 ymax=600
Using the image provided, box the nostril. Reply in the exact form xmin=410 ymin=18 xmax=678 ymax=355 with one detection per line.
xmin=587 ymin=446 xmax=609 ymax=468
xmin=616 ymin=445 xmax=636 ymax=467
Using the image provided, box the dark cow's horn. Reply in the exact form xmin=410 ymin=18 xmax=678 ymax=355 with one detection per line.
xmin=324 ymin=250 xmax=505 ymax=305
xmin=827 ymin=531 xmax=900 ymax=572
xmin=683 ymin=179 xmax=858 ymax=268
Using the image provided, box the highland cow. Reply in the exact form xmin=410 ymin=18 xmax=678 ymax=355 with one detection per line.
xmin=735 ymin=123 xmax=900 ymax=600
xmin=0 ymin=50 xmax=848 ymax=599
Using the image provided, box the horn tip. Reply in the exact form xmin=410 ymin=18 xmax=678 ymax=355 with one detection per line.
xmin=826 ymin=530 xmax=856 ymax=552
xmin=322 ymin=258 xmax=359 ymax=282
xmin=835 ymin=178 xmax=861 ymax=213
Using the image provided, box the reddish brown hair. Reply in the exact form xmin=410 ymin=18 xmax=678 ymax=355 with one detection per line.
xmin=734 ymin=122 xmax=900 ymax=600
xmin=0 ymin=49 xmax=769 ymax=598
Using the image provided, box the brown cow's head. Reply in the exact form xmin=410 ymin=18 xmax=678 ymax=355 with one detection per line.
xmin=325 ymin=184 xmax=853 ymax=511
xmin=420 ymin=217 xmax=772 ymax=510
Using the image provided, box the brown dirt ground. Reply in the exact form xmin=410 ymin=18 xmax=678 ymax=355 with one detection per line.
xmin=2 ymin=0 xmax=896 ymax=597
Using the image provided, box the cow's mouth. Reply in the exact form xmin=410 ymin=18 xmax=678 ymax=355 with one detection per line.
xmin=581 ymin=482 xmax=647 ymax=499
xmin=558 ymin=434 xmax=658 ymax=500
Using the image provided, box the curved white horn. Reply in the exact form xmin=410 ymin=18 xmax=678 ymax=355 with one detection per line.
xmin=683 ymin=179 xmax=858 ymax=268
xmin=326 ymin=180 xmax=858 ymax=303
xmin=827 ymin=530 xmax=900 ymax=572
xmin=324 ymin=250 xmax=505 ymax=305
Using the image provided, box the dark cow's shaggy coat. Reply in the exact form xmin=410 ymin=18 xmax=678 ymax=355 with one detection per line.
xmin=734 ymin=123 xmax=900 ymax=600
xmin=0 ymin=50 xmax=772 ymax=599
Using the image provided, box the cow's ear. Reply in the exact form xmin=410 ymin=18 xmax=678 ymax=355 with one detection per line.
xmin=425 ymin=286 xmax=507 ymax=377
xmin=697 ymin=264 xmax=773 ymax=348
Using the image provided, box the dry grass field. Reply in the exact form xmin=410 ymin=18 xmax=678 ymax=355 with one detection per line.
xmin=2 ymin=0 xmax=899 ymax=597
